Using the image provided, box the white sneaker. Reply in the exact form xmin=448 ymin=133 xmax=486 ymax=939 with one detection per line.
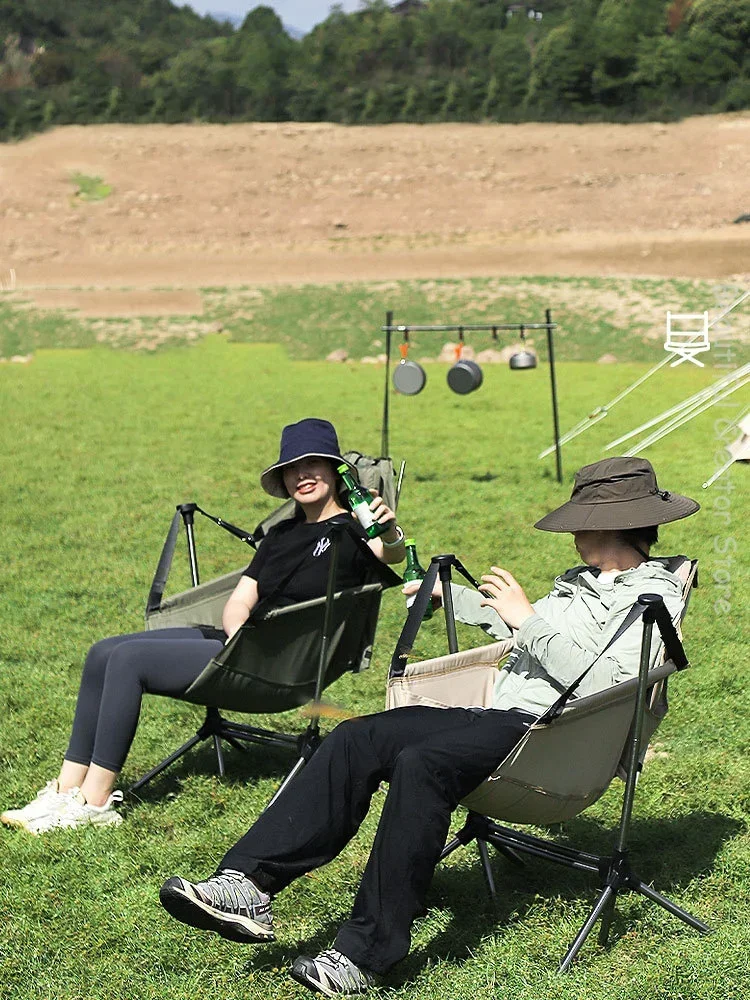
xmin=26 ymin=789 xmax=124 ymax=834
xmin=1 ymin=780 xmax=68 ymax=830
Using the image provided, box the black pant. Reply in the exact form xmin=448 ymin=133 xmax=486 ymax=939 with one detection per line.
xmin=220 ymin=705 xmax=533 ymax=975
xmin=65 ymin=628 xmax=223 ymax=773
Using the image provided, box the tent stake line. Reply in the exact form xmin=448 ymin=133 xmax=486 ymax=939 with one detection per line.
xmin=625 ymin=375 xmax=750 ymax=455
xmin=605 ymin=364 xmax=750 ymax=452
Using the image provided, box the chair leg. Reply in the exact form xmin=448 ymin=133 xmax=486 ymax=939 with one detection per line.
xmin=127 ymin=707 xmax=229 ymax=794
xmin=557 ymin=849 xmax=712 ymax=972
xmin=598 ymin=889 xmax=617 ymax=947
xmin=440 ymin=834 xmax=464 ymax=862
xmin=223 ymin=736 xmax=250 ymax=754
xmin=127 ymin=732 xmax=205 ymax=794
xmin=213 ymin=733 xmax=226 ymax=778
xmin=559 ymin=884 xmax=618 ymax=973
xmin=263 ymin=724 xmax=324 ymax=810
xmin=477 ymin=837 xmax=498 ymax=903
xmin=633 ymin=879 xmax=712 ymax=935
xmin=265 ymin=755 xmax=307 ymax=810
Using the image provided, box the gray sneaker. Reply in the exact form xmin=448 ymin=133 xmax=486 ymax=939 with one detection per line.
xmin=290 ymin=949 xmax=379 ymax=997
xmin=159 ymin=869 xmax=274 ymax=943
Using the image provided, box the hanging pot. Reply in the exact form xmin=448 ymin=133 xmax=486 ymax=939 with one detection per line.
xmin=393 ymin=340 xmax=427 ymax=395
xmin=447 ymin=358 xmax=483 ymax=394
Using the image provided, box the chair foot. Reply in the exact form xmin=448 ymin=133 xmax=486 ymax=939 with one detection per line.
xmin=598 ymin=890 xmax=617 ymax=947
xmin=477 ymin=838 xmax=498 ymax=903
xmin=559 ymin=884 xmax=617 ymax=973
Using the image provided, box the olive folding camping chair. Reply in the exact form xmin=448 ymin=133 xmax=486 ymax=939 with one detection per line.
xmin=128 ymin=452 xmax=401 ymax=797
xmin=386 ymin=553 xmax=711 ymax=970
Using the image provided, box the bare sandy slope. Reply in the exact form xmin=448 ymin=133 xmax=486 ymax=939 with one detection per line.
xmin=1 ymin=116 xmax=748 ymax=304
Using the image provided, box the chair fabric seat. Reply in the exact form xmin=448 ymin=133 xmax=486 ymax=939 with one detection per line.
xmin=387 ymin=645 xmax=673 ymax=825
xmin=180 ymin=584 xmax=382 ymax=714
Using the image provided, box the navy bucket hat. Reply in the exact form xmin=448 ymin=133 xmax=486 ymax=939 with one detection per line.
xmin=260 ymin=418 xmax=357 ymax=499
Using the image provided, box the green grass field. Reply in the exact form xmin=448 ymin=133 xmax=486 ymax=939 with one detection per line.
xmin=3 ymin=276 xmax=748 ymax=364
xmin=1 ymin=337 xmax=748 ymax=1000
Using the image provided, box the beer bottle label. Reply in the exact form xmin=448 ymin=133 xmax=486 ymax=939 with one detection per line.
xmin=352 ymin=497 xmax=376 ymax=530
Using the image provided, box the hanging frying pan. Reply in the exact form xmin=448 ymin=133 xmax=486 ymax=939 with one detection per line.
xmin=392 ymin=339 xmax=426 ymax=395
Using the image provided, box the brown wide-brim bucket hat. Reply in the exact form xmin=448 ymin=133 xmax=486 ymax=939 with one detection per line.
xmin=535 ymin=457 xmax=700 ymax=532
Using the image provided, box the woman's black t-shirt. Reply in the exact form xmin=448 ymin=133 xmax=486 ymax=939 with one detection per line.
xmin=243 ymin=514 xmax=373 ymax=608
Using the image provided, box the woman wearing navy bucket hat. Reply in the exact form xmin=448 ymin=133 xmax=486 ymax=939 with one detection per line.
xmin=2 ymin=419 xmax=405 ymax=835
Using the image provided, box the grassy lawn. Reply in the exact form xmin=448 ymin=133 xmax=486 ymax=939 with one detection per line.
xmin=3 ymin=276 xmax=747 ymax=363
xmin=0 ymin=338 xmax=748 ymax=1000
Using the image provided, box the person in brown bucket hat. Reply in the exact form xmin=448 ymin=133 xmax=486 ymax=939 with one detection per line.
xmin=535 ymin=456 xmax=699 ymax=534
xmin=159 ymin=457 xmax=699 ymax=997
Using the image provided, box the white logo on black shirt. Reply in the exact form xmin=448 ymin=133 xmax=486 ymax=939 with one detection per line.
xmin=313 ymin=537 xmax=331 ymax=558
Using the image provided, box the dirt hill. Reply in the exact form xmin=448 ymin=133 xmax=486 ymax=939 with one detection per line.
xmin=1 ymin=116 xmax=748 ymax=301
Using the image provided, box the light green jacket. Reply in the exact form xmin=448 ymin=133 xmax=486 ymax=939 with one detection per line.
xmin=450 ymin=561 xmax=685 ymax=718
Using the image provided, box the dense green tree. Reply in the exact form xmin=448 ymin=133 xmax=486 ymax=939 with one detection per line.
xmin=526 ymin=0 xmax=601 ymax=115
xmin=592 ymin=0 xmax=666 ymax=106
xmin=485 ymin=31 xmax=531 ymax=112
xmin=229 ymin=7 xmax=294 ymax=120
xmin=632 ymin=32 xmax=682 ymax=108
xmin=678 ymin=0 xmax=750 ymax=105
xmin=2 ymin=0 xmax=750 ymax=140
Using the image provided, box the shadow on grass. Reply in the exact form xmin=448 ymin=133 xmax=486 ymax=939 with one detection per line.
xmin=123 ymin=735 xmax=301 ymax=805
xmin=392 ymin=809 xmax=739 ymax=984
xmin=157 ymin=806 xmax=738 ymax=987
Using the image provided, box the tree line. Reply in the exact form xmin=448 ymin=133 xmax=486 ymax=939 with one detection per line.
xmin=1 ymin=0 xmax=748 ymax=141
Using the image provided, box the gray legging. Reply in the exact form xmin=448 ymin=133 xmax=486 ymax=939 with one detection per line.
xmin=64 ymin=628 xmax=224 ymax=773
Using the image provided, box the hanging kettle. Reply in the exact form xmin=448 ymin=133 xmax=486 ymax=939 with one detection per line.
xmin=509 ymin=327 xmax=537 ymax=370
xmin=392 ymin=337 xmax=426 ymax=395
xmin=509 ymin=350 xmax=537 ymax=370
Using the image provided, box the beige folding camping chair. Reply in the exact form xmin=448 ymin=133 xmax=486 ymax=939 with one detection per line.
xmin=386 ymin=553 xmax=711 ymax=970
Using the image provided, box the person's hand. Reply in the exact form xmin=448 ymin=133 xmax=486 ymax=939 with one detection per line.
xmin=403 ymin=579 xmax=443 ymax=608
xmin=368 ymin=489 xmax=396 ymax=532
xmin=479 ymin=567 xmax=535 ymax=630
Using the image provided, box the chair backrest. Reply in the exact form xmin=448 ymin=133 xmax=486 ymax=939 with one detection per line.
xmin=145 ymin=568 xmax=244 ymax=631
xmin=179 ymin=583 xmax=384 ymax=714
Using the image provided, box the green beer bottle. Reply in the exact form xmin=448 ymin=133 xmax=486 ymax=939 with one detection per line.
xmin=403 ymin=539 xmax=433 ymax=620
xmin=337 ymin=464 xmax=390 ymax=539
